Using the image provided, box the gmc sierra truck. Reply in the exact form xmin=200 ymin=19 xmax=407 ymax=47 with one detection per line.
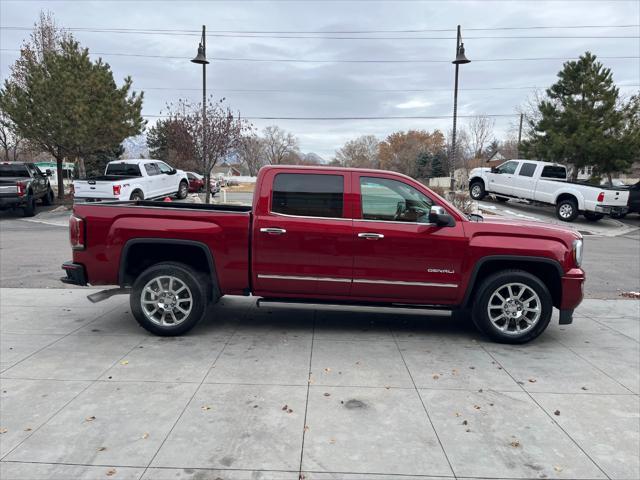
xmin=62 ymin=165 xmax=585 ymax=344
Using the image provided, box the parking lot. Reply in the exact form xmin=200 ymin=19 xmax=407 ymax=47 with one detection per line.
xmin=1 ymin=287 xmax=638 ymax=480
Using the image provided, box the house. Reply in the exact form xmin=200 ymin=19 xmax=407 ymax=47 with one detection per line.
xmin=209 ymin=163 xmax=242 ymax=178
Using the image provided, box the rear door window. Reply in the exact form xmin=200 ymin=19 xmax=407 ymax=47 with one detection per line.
xmin=518 ymin=163 xmax=537 ymax=177
xmin=271 ymin=173 xmax=344 ymax=218
xmin=541 ymin=165 xmax=567 ymax=179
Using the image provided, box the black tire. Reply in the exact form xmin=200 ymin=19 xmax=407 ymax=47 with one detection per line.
xmin=177 ymin=181 xmax=188 ymax=199
xmin=555 ymin=198 xmax=579 ymax=222
xmin=130 ymin=190 xmax=144 ymax=201
xmin=469 ymin=181 xmax=486 ymax=200
xmin=471 ymin=270 xmax=553 ymax=344
xmin=495 ymin=196 xmax=509 ymax=203
xmin=610 ymin=211 xmax=626 ymax=219
xmin=41 ymin=188 xmax=54 ymax=206
xmin=130 ymin=262 xmax=210 ymax=336
xmin=22 ymin=196 xmax=36 ymax=217
xmin=584 ymin=212 xmax=604 ymax=222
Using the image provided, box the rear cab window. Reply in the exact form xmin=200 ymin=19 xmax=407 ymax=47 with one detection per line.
xmin=271 ymin=173 xmax=344 ymax=218
xmin=106 ymin=163 xmax=142 ymax=176
xmin=541 ymin=165 xmax=567 ymax=179
xmin=0 ymin=164 xmax=30 ymax=177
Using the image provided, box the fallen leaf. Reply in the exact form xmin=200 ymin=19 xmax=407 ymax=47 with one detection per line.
xmin=554 ymin=410 xmax=561 ymax=416
xmin=455 ymin=412 xmax=461 ymax=417
xmin=282 ymin=404 xmax=288 ymax=411
xmin=432 ymin=374 xmax=440 ymax=380
xmin=323 ymin=368 xmax=331 ymax=373
xmin=469 ymin=366 xmax=475 ymax=370
xmin=355 ymin=361 xmax=361 ymax=365
xmin=287 ymin=408 xmax=293 ymax=414
xmin=554 ymin=465 xmax=564 ymax=472
xmin=465 ymin=428 xmax=471 ymax=432
xmin=106 ymin=468 xmax=117 ymax=477
xmin=24 ymin=427 xmax=32 ymax=432
xmin=201 ymin=405 xmax=211 ymax=411
xmin=120 ymin=360 xmax=129 ymax=366
xmin=462 ymin=420 xmax=468 ymax=425
xmin=478 ymin=388 xmax=483 ymax=393
xmin=142 ymin=432 xmax=149 ymax=439
xmin=0 ymin=428 xmax=7 ymax=434
xmin=304 ymin=425 xmax=309 ymax=432
xmin=528 ymin=378 xmax=537 ymax=383
xmin=473 ymin=405 xmax=481 ymax=410
xmin=581 ymin=386 xmax=588 ymax=391
xmin=323 ymin=392 xmax=330 ymax=397
xmin=97 ymin=447 xmax=107 ymax=452
xmin=510 ymin=440 xmax=521 ymax=448
xmin=329 ymin=437 xmax=336 ymax=444
xmin=85 ymin=416 xmax=96 ymax=422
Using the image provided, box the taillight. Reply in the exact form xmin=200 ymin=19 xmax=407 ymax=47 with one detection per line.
xmin=69 ymin=214 xmax=85 ymax=250
xmin=597 ymin=192 xmax=605 ymax=202
xmin=16 ymin=181 xmax=26 ymax=197
xmin=113 ymin=185 xmax=121 ymax=196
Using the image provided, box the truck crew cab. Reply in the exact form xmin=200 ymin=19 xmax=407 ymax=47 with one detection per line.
xmin=62 ymin=165 xmax=585 ymax=344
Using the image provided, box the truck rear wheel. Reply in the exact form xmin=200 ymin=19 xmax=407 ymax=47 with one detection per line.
xmin=471 ymin=270 xmax=552 ymax=344
xmin=22 ymin=196 xmax=36 ymax=217
xmin=584 ymin=212 xmax=604 ymax=222
xmin=556 ymin=198 xmax=578 ymax=222
xmin=130 ymin=262 xmax=207 ymax=336
xmin=469 ymin=181 xmax=486 ymax=200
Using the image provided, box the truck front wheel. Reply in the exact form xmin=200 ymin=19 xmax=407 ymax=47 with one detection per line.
xmin=471 ymin=270 xmax=553 ymax=344
xmin=131 ymin=262 xmax=207 ymax=336
xmin=469 ymin=181 xmax=486 ymax=200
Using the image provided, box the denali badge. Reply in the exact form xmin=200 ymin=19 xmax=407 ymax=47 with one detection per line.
xmin=427 ymin=268 xmax=455 ymax=274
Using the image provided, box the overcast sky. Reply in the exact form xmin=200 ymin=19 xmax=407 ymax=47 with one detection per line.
xmin=1 ymin=0 xmax=639 ymax=158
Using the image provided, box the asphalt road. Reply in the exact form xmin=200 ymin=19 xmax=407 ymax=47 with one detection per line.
xmin=1 ymin=196 xmax=638 ymax=297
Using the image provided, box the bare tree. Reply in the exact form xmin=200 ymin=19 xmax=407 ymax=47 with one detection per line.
xmin=0 ymin=111 xmax=23 ymax=161
xmin=237 ymin=134 xmax=265 ymax=176
xmin=262 ymin=125 xmax=299 ymax=165
xmin=468 ymin=114 xmax=495 ymax=159
xmin=334 ymin=135 xmax=379 ymax=168
xmin=166 ymin=96 xmax=251 ymax=203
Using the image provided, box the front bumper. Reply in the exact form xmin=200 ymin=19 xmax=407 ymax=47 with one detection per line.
xmin=595 ymin=204 xmax=628 ymax=215
xmin=61 ymin=261 xmax=88 ymax=286
xmin=559 ymin=267 xmax=585 ymax=324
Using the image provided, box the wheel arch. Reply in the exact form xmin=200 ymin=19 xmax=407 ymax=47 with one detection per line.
xmin=461 ymin=256 xmax=563 ymax=309
xmin=469 ymin=177 xmax=485 ymax=188
xmin=555 ymin=190 xmax=584 ymax=210
xmin=118 ymin=238 xmax=221 ymax=300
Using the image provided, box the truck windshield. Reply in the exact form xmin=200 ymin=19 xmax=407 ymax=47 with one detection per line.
xmin=105 ymin=163 xmax=142 ymax=176
xmin=0 ymin=164 xmax=30 ymax=177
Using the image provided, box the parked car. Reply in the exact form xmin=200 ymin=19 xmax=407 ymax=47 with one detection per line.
xmin=622 ymin=181 xmax=640 ymax=216
xmin=469 ymin=160 xmax=629 ymax=222
xmin=73 ymin=159 xmax=189 ymax=202
xmin=0 ymin=162 xmax=54 ymax=217
xmin=63 ymin=165 xmax=585 ymax=344
xmin=186 ymin=172 xmax=205 ymax=193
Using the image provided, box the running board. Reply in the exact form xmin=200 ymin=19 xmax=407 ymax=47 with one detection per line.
xmin=87 ymin=287 xmax=130 ymax=303
xmin=256 ymin=297 xmax=452 ymax=315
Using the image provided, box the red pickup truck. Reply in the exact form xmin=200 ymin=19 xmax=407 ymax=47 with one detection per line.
xmin=62 ymin=165 xmax=585 ymax=344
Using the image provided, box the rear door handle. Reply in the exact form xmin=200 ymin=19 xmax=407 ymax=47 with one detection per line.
xmin=358 ymin=232 xmax=384 ymax=240
xmin=260 ymin=227 xmax=287 ymax=235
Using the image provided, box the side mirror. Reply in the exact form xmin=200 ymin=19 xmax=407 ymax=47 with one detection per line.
xmin=428 ymin=206 xmax=455 ymax=227
xmin=491 ymin=167 xmax=498 ymax=173
xmin=45 ymin=169 xmax=52 ymax=176
xmin=168 ymin=169 xmax=177 ymax=175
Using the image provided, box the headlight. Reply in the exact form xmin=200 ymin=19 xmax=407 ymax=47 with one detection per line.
xmin=573 ymin=239 xmax=583 ymax=267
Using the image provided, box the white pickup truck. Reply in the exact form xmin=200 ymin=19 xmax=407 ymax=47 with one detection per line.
xmin=73 ymin=159 xmax=189 ymax=202
xmin=469 ymin=159 xmax=629 ymax=222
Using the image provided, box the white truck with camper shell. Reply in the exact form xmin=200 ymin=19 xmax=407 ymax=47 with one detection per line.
xmin=468 ymin=159 xmax=629 ymax=222
xmin=73 ymin=159 xmax=189 ymax=202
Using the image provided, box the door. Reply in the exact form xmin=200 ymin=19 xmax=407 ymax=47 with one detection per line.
xmin=486 ymin=160 xmax=518 ymax=196
xmin=143 ymin=163 xmax=162 ymax=198
xmin=351 ymin=174 xmax=467 ymax=304
xmin=510 ymin=162 xmax=538 ymax=199
xmin=26 ymin=164 xmax=47 ymax=198
xmin=156 ymin=161 xmax=175 ymax=195
xmin=252 ymin=170 xmax=353 ymax=297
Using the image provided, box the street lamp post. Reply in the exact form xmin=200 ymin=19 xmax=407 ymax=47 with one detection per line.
xmin=191 ymin=25 xmax=210 ymax=201
xmin=451 ymin=25 xmax=470 ymax=192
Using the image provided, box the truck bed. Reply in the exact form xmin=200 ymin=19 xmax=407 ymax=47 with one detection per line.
xmin=72 ymin=200 xmax=252 ymax=294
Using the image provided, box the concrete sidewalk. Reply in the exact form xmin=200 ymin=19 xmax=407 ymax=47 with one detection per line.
xmin=0 ymin=288 xmax=638 ymax=480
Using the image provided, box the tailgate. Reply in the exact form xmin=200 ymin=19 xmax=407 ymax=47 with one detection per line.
xmin=73 ymin=180 xmax=118 ymax=199
xmin=599 ymin=189 xmax=629 ymax=206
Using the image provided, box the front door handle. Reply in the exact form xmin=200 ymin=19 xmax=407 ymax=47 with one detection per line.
xmin=260 ymin=227 xmax=287 ymax=235
xmin=358 ymin=232 xmax=384 ymax=240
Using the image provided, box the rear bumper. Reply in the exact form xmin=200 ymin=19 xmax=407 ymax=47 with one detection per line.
xmin=0 ymin=196 xmax=26 ymax=208
xmin=595 ymin=204 xmax=628 ymax=214
xmin=559 ymin=267 xmax=585 ymax=324
xmin=61 ymin=261 xmax=88 ymax=286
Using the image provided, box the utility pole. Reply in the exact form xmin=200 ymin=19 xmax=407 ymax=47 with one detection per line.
xmin=517 ymin=113 xmax=524 ymax=157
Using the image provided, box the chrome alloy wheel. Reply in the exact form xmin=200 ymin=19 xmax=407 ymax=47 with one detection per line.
xmin=141 ymin=276 xmax=193 ymax=326
xmin=471 ymin=184 xmax=482 ymax=198
xmin=487 ymin=282 xmax=541 ymax=335
xmin=179 ymin=182 xmax=188 ymax=197
xmin=558 ymin=203 xmax=574 ymax=219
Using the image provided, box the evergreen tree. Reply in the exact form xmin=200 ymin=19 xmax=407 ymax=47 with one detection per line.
xmin=430 ymin=150 xmax=447 ymax=177
xmin=0 ymin=39 xmax=145 ymax=197
xmin=522 ymin=52 xmax=637 ymax=180
xmin=84 ymin=144 xmax=125 ymax=178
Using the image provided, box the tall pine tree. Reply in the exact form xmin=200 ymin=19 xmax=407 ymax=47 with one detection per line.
xmin=522 ymin=52 xmax=638 ymax=181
